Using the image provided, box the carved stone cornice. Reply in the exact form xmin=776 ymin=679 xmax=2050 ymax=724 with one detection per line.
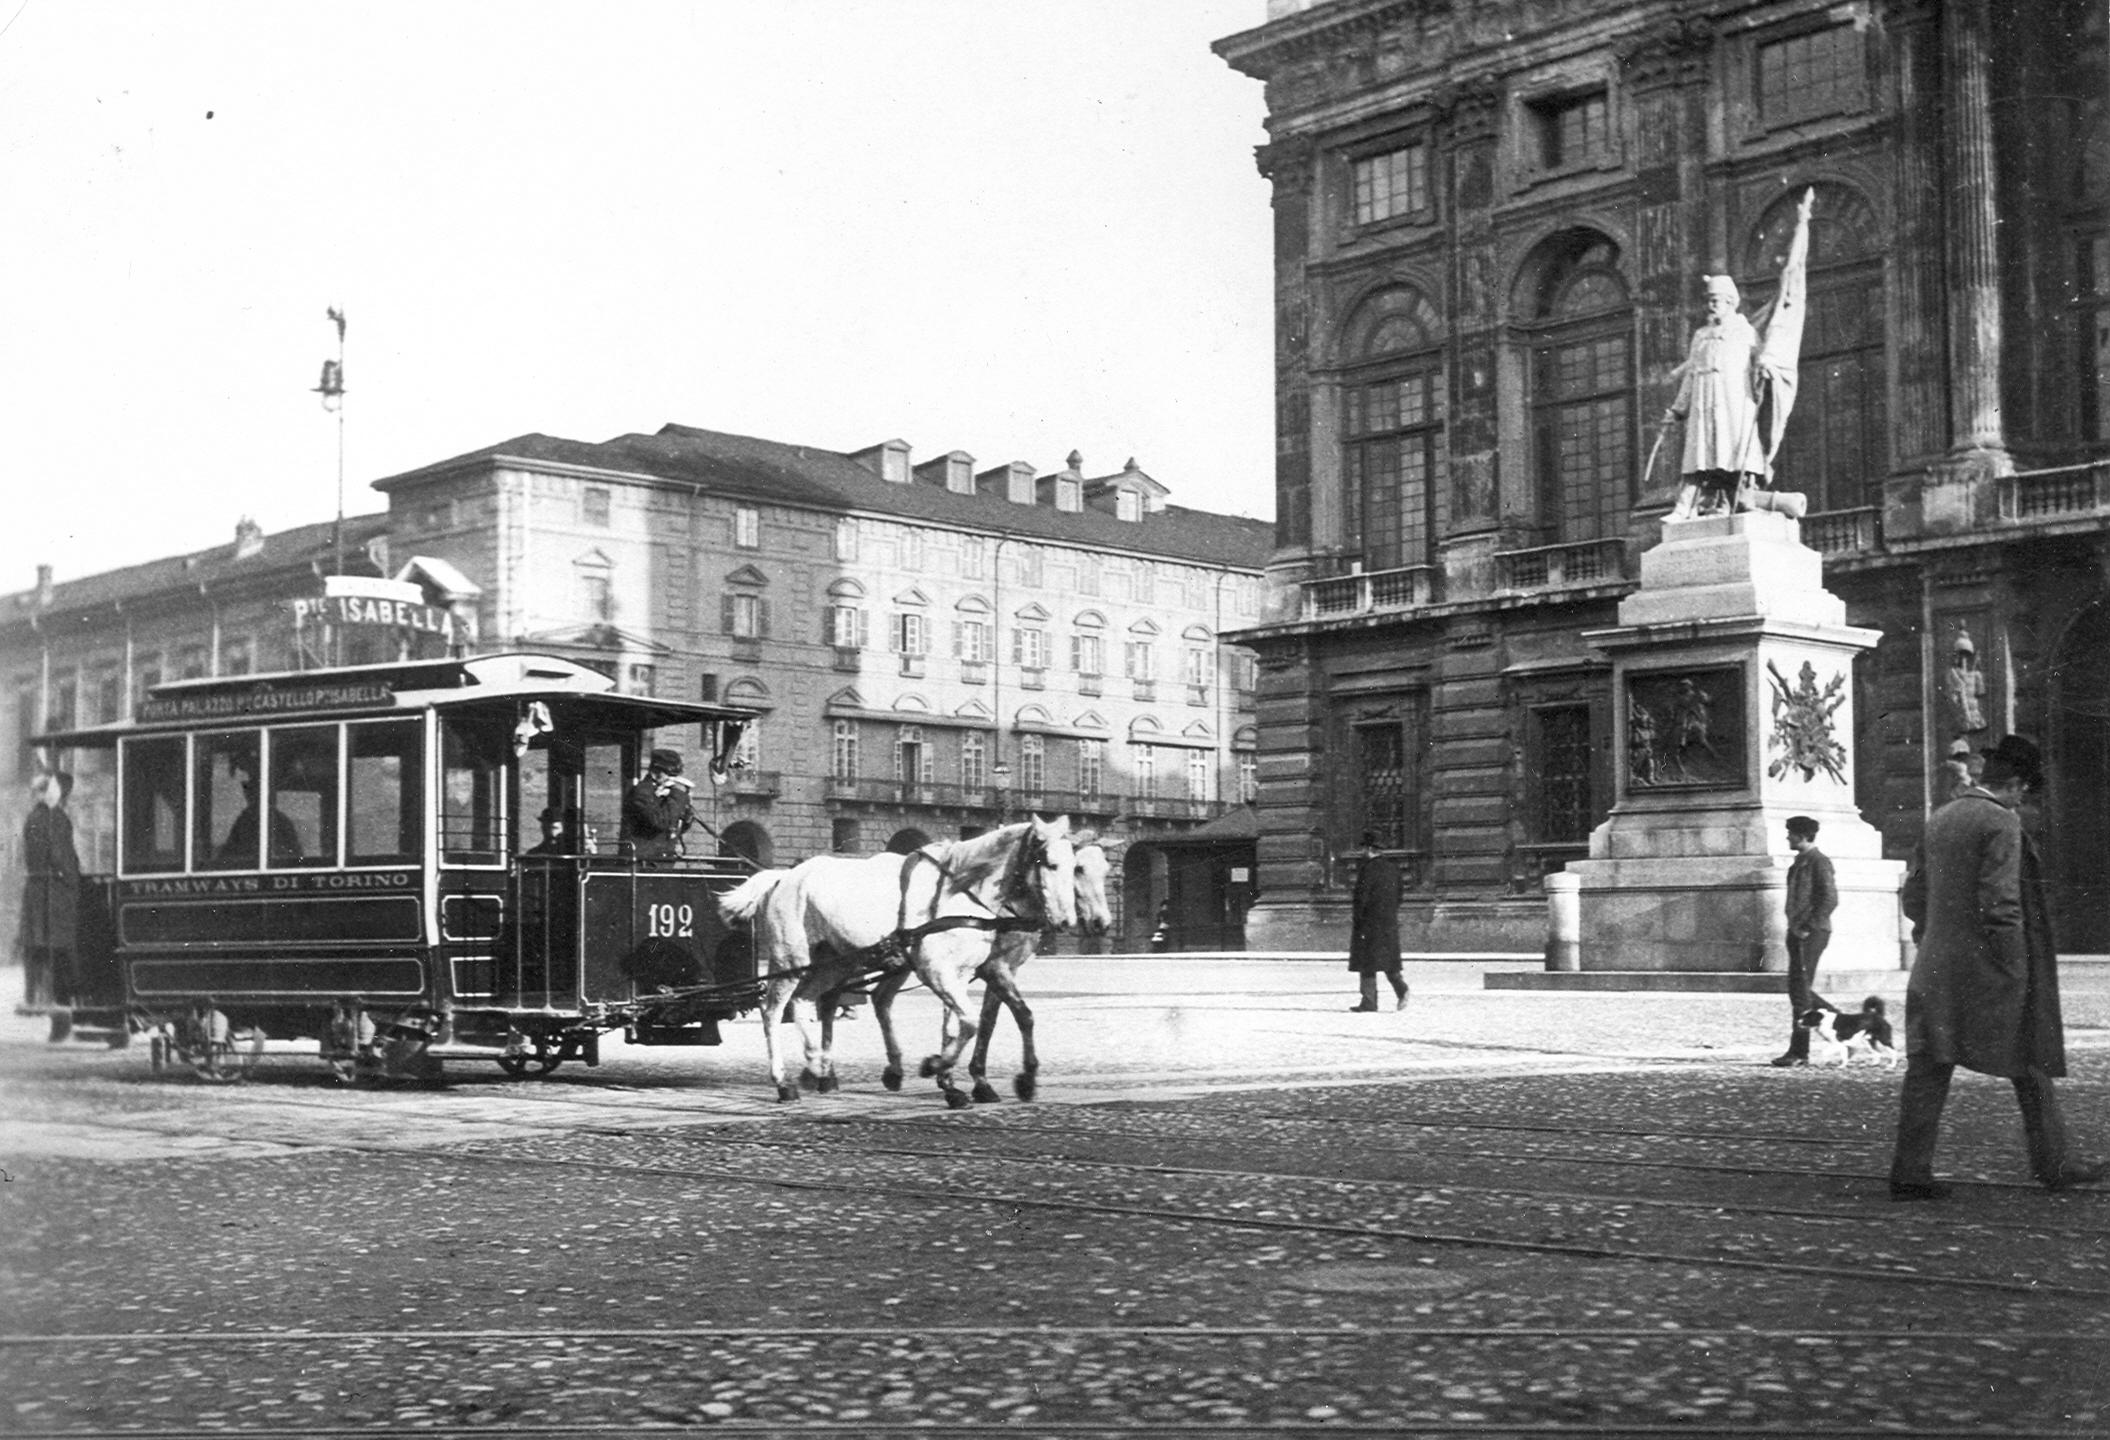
xmin=1616 ymin=17 xmax=1713 ymax=92
xmin=1431 ymin=76 xmax=1503 ymax=146
xmin=1255 ymin=134 xmax=1318 ymax=194
xmin=1217 ymin=0 xmax=1451 ymax=81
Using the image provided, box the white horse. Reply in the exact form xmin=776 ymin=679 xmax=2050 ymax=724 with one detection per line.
xmin=869 ymin=838 xmax=1112 ymax=1104
xmin=964 ymin=839 xmax=1112 ymax=1103
xmin=716 ymin=817 xmax=1079 ymax=1105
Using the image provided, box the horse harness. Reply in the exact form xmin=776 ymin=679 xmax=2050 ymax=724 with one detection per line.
xmin=844 ymin=829 xmax=1053 ymax=976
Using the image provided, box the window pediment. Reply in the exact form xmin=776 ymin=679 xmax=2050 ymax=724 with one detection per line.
xmin=726 ymin=564 xmax=770 ymax=588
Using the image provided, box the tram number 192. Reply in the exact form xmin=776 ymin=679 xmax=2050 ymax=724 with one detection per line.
xmin=647 ymin=903 xmax=695 ymax=939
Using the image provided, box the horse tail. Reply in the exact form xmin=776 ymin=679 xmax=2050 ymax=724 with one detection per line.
xmin=718 ymin=869 xmax=787 ymax=925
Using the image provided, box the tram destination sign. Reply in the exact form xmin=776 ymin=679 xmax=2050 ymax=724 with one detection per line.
xmin=291 ymin=593 xmax=455 ymax=636
xmin=138 ymin=680 xmax=399 ymax=723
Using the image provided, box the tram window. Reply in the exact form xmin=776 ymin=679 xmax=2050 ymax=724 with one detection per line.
xmin=581 ymin=741 xmax=628 ymax=856
xmin=268 ymin=725 xmax=338 ymax=867
xmin=348 ymin=720 xmax=421 ymax=865
xmin=441 ymin=716 xmax=506 ymax=865
xmin=194 ymin=731 xmax=267 ymax=871
xmin=121 ymin=736 xmax=186 ymax=872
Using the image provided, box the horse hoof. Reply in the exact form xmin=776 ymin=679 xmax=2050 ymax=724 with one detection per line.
xmin=1013 ymin=1074 xmax=1037 ymax=1103
xmin=775 ymin=1084 xmax=801 ymax=1103
xmin=816 ymin=1073 xmax=839 ymax=1094
xmin=918 ymin=1056 xmax=941 ymax=1079
xmin=943 ymin=1088 xmax=971 ymax=1110
xmin=799 ymin=1069 xmax=822 ymax=1091
xmin=971 ymin=1081 xmax=1001 ymax=1104
xmin=881 ymin=1067 xmax=903 ymax=1092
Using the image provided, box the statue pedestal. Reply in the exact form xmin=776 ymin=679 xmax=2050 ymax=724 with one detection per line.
xmin=1566 ymin=511 xmax=1903 ymax=973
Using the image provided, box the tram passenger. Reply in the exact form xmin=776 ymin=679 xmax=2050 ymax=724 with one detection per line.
xmin=525 ymin=807 xmax=579 ymax=856
xmin=218 ymin=776 xmax=304 ymax=866
xmin=623 ymin=748 xmax=696 ymax=861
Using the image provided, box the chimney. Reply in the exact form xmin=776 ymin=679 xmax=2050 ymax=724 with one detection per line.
xmin=234 ymin=516 xmax=266 ymax=559
xmin=34 ymin=564 xmax=53 ymax=608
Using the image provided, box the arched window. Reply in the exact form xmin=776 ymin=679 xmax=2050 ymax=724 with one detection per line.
xmin=1742 ymin=183 xmax=1886 ymax=513
xmin=1340 ymin=285 xmax=1446 ymax=571
xmin=1517 ymin=230 xmax=1634 ymax=542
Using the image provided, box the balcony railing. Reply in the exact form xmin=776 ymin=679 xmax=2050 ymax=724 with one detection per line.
xmin=1495 ymin=538 xmax=1627 ymax=592
xmin=1124 ymin=796 xmax=1228 ymax=821
xmin=724 ymin=769 xmax=781 ymax=799
xmin=1999 ymin=460 xmax=2110 ymax=522
xmin=1802 ymin=506 xmax=1881 ymax=556
xmin=1077 ymin=674 xmax=1103 ymax=697
xmin=826 ymin=778 xmax=996 ymax=808
xmin=1304 ymin=564 xmax=1440 ymax=619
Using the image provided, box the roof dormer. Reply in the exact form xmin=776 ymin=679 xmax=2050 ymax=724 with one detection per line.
xmin=912 ymin=450 xmax=977 ymax=495
xmin=1037 ymin=449 xmax=1086 ymax=512
xmin=850 ymin=439 xmax=913 ymax=484
xmin=1084 ymin=457 xmax=1169 ymax=522
xmin=976 ymin=460 xmax=1038 ymax=505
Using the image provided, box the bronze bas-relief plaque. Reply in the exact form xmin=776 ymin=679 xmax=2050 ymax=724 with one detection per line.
xmin=1626 ymin=666 xmax=1746 ymax=794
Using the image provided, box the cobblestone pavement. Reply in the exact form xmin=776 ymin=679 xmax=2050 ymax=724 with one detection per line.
xmin=2 ymin=957 xmax=2107 ymax=1437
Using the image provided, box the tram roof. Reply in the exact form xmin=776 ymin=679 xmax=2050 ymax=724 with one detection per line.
xmin=30 ymin=652 xmax=757 ymax=749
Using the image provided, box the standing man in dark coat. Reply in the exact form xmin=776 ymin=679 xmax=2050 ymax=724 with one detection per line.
xmin=1889 ymin=735 xmax=2106 ymax=1199
xmin=623 ymin=748 xmax=696 ymax=861
xmin=1771 ymin=815 xmax=1837 ymax=1066
xmin=19 ymin=770 xmax=80 ymax=1013
xmin=1347 ymin=830 xmax=1408 ymax=1012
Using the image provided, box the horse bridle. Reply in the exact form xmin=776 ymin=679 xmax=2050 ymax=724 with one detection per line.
xmin=895 ymin=824 xmax=1060 ymax=946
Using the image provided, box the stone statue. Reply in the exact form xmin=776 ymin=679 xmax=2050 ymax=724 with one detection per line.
xmin=1663 ymin=189 xmax=1814 ymax=522
xmin=1944 ymin=628 xmax=1987 ymax=735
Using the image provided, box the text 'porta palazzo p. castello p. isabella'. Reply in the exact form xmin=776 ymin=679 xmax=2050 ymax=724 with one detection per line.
xmin=1216 ymin=0 xmax=2110 ymax=952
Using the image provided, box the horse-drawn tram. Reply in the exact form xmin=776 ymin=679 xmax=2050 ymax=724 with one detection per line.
xmin=33 ymin=653 xmax=762 ymax=1082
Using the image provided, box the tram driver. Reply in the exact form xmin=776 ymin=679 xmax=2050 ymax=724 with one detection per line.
xmin=623 ymin=747 xmax=696 ymax=860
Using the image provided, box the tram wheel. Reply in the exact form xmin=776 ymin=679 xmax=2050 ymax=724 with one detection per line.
xmin=497 ymin=1051 xmax=561 ymax=1079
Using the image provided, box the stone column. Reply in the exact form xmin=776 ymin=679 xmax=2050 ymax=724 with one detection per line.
xmin=1257 ymin=136 xmax=1319 ymax=566
xmin=1942 ymin=0 xmax=2009 ymax=464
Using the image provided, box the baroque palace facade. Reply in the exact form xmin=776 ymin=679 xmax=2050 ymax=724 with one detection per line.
xmin=1 ymin=425 xmax=1269 ymax=948
xmin=1216 ymin=0 xmax=2110 ymax=950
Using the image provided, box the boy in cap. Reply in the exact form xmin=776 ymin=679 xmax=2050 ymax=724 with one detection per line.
xmin=1770 ymin=815 xmax=1836 ymax=1066
xmin=623 ymin=748 xmax=696 ymax=860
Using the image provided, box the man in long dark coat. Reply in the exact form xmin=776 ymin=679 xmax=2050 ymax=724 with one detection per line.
xmin=19 ymin=770 xmax=80 ymax=1012
xmin=1347 ymin=830 xmax=1407 ymax=1012
xmin=1889 ymin=735 xmax=2106 ymax=1199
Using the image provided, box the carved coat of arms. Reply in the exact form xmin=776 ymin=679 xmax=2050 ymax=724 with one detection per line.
xmin=1766 ymin=660 xmax=1848 ymax=784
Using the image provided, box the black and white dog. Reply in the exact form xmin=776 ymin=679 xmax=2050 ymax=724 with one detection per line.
xmin=1796 ymin=996 xmax=1899 ymax=1068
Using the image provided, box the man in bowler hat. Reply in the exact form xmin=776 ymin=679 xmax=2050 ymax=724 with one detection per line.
xmin=1346 ymin=830 xmax=1408 ymax=1012
xmin=1771 ymin=815 xmax=1837 ymax=1066
xmin=1889 ymin=735 xmax=2106 ymax=1198
xmin=623 ymin=748 xmax=696 ymax=860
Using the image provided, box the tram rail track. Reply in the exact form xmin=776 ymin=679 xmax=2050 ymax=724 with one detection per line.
xmin=297 ymin=1138 xmax=2107 ymax=1301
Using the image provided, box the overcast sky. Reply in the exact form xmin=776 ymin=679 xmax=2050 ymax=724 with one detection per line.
xmin=0 ymin=0 xmax=1275 ymax=591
